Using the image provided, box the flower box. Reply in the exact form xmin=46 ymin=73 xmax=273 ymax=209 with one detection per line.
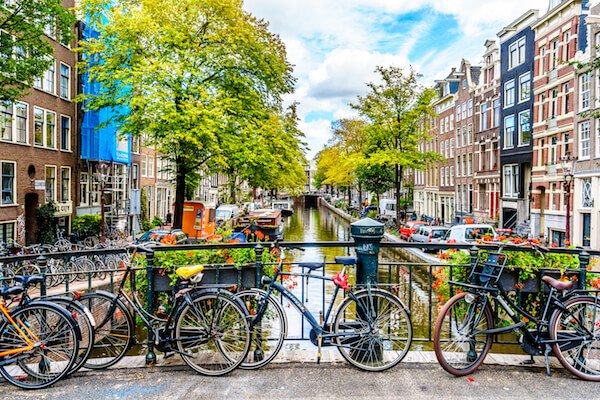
xmin=151 ymin=265 xmax=259 ymax=292
xmin=498 ymin=269 xmax=568 ymax=293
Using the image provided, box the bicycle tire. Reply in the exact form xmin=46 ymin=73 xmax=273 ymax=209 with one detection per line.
xmin=333 ymin=288 xmax=412 ymax=371
xmin=236 ymin=289 xmax=287 ymax=369
xmin=174 ymin=290 xmax=251 ymax=376
xmin=433 ymin=291 xmax=493 ymax=376
xmin=0 ymin=302 xmax=79 ymax=389
xmin=550 ymin=295 xmax=600 ymax=381
xmin=79 ymin=291 xmax=134 ymax=370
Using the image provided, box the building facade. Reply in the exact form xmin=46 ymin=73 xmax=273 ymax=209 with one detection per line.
xmin=531 ymin=0 xmax=588 ymax=245
xmin=473 ymin=40 xmax=502 ymax=224
xmin=0 ymin=0 xmax=78 ymax=244
xmin=498 ymin=10 xmax=539 ymax=234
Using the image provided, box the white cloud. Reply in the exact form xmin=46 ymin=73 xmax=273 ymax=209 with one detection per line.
xmin=243 ymin=0 xmax=552 ymax=158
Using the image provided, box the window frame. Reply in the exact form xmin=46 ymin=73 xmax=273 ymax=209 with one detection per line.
xmin=518 ymin=110 xmax=531 ymax=147
xmin=45 ymin=165 xmax=57 ymax=203
xmin=60 ymin=166 xmax=71 ymax=203
xmin=579 ymin=120 xmax=591 ymax=160
xmin=504 ymin=115 xmax=515 ymax=149
xmin=59 ymin=62 xmax=71 ymax=100
xmin=60 ymin=115 xmax=70 ymax=152
xmin=1 ymin=160 xmax=16 ymax=206
xmin=504 ymin=79 xmax=515 ymax=108
xmin=518 ymin=72 xmax=531 ymax=103
xmin=580 ymin=72 xmax=591 ymax=112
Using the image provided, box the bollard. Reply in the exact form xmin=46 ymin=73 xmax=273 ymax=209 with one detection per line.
xmin=145 ymin=251 xmax=156 ymax=366
xmin=579 ymin=251 xmax=590 ymax=290
xmin=350 ymin=218 xmax=385 ymax=286
xmin=37 ymin=255 xmax=47 ymax=297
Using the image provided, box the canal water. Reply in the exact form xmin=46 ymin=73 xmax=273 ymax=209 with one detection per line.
xmin=281 ymin=201 xmax=432 ymax=346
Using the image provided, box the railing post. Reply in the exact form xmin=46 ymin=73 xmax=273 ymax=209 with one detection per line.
xmin=350 ymin=218 xmax=385 ymax=286
xmin=145 ymin=250 xmax=156 ymax=366
xmin=470 ymin=246 xmax=479 ymax=271
xmin=255 ymin=243 xmax=264 ymax=288
xmin=579 ymin=250 xmax=590 ymax=290
xmin=37 ymin=255 xmax=47 ymax=297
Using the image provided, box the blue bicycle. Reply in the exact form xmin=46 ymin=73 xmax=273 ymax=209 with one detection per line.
xmin=236 ymin=243 xmax=412 ymax=371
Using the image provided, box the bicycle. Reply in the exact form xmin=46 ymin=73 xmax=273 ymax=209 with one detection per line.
xmin=237 ymin=242 xmax=413 ymax=371
xmin=0 ymin=284 xmax=80 ymax=389
xmin=433 ymin=242 xmax=600 ymax=380
xmin=79 ymin=244 xmax=251 ymax=376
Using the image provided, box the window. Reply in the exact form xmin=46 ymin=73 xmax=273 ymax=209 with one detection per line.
xmin=43 ymin=16 xmax=55 ymax=38
xmin=503 ymin=164 xmax=520 ymax=198
xmin=59 ymin=63 xmax=70 ymax=100
xmin=597 ymin=120 xmax=600 ymax=158
xmin=456 ymin=106 xmax=461 ymax=122
xmin=518 ymin=110 xmax=531 ymax=146
xmin=493 ymin=99 xmax=500 ymax=126
xmin=449 ymin=114 xmax=454 ymax=130
xmin=539 ymin=94 xmax=546 ymax=122
xmin=468 ymin=99 xmax=473 ymax=117
xmin=449 ymin=138 xmax=454 ymax=157
xmin=462 ymin=103 xmax=467 ymax=119
xmin=1 ymin=101 xmax=12 ymax=141
xmin=45 ymin=166 xmax=56 ymax=202
xmin=441 ymin=168 xmax=445 ymax=187
xmin=60 ymin=167 xmax=70 ymax=202
xmin=504 ymin=80 xmax=515 ymax=108
xmin=132 ymin=136 xmax=140 ymax=153
xmin=563 ymin=31 xmax=571 ymax=60
xmin=141 ymin=155 xmax=147 ymax=177
xmin=467 ymin=125 xmax=472 ymax=145
xmin=0 ymin=222 xmax=15 ymax=244
xmin=15 ymin=103 xmax=27 ymax=143
xmin=539 ymin=46 xmax=546 ymax=74
xmin=582 ymin=178 xmax=593 ymax=208
xmin=550 ymin=38 xmax=559 ymax=70
xmin=462 ymin=127 xmax=467 ymax=147
xmin=43 ymin=59 xmax=55 ymax=94
xmin=579 ymin=121 xmax=590 ymax=159
xmin=550 ymin=135 xmax=558 ymax=165
xmin=481 ymin=104 xmax=488 ymax=131
xmin=468 ymin=154 xmax=472 ymax=176
xmin=1 ymin=161 xmax=15 ymax=205
xmin=563 ymin=82 xmax=570 ymax=114
xmin=34 ymin=107 xmax=56 ymax=149
xmin=504 ymin=115 xmax=515 ymax=149
xmin=46 ymin=111 xmax=55 ymax=149
xmin=148 ymin=156 xmax=154 ymax=178
xmin=80 ymin=172 xmax=89 ymax=206
xmin=580 ymin=73 xmax=591 ymax=111
xmin=519 ymin=72 xmax=531 ymax=102
xmin=508 ymin=38 xmax=526 ymax=69
xmin=132 ymin=164 xmax=139 ymax=189
xmin=449 ymin=166 xmax=454 ymax=185
xmin=60 ymin=116 xmax=70 ymax=151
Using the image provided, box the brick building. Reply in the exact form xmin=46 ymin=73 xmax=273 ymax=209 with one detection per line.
xmin=0 ymin=0 xmax=78 ymax=244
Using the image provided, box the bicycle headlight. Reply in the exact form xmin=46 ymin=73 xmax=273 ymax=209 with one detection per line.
xmin=465 ymin=293 xmax=476 ymax=304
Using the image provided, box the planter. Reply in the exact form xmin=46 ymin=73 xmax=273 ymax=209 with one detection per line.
xmin=152 ymin=265 xmax=259 ymax=292
xmin=498 ymin=269 xmax=566 ymax=293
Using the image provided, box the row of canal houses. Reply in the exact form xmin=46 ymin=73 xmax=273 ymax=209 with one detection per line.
xmin=413 ymin=0 xmax=600 ymax=249
xmin=0 ymin=1 xmax=233 ymax=245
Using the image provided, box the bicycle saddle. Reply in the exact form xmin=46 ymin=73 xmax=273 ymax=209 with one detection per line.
xmin=298 ymin=262 xmax=323 ymax=271
xmin=175 ymin=265 xmax=205 ymax=282
xmin=12 ymin=275 xmax=44 ymax=287
xmin=542 ymin=276 xmax=573 ymax=291
xmin=335 ymin=256 xmax=357 ymax=266
xmin=0 ymin=285 xmax=24 ymax=298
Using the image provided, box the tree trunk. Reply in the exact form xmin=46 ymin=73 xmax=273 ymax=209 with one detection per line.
xmin=358 ymin=182 xmax=363 ymax=209
xmin=229 ymin=173 xmax=237 ymax=204
xmin=395 ymin=164 xmax=402 ymax=229
xmin=347 ymin=186 xmax=351 ymax=206
xmin=172 ymin=159 xmax=186 ymax=229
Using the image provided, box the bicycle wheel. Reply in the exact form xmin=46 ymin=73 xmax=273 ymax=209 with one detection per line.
xmin=433 ymin=291 xmax=493 ymax=376
xmin=43 ymin=297 xmax=96 ymax=374
xmin=333 ymin=289 xmax=412 ymax=371
xmin=0 ymin=302 xmax=79 ymax=389
xmin=175 ymin=291 xmax=250 ymax=376
xmin=79 ymin=291 xmax=134 ymax=370
xmin=550 ymin=296 xmax=600 ymax=381
xmin=236 ymin=289 xmax=287 ymax=369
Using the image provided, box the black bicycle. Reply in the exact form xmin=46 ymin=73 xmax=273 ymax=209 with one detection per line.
xmin=237 ymin=242 xmax=413 ymax=371
xmin=79 ymin=244 xmax=251 ymax=376
xmin=433 ymin=242 xmax=600 ymax=380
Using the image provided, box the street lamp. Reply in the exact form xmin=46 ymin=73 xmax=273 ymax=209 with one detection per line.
xmin=560 ymin=153 xmax=576 ymax=246
xmin=97 ymin=162 xmax=110 ymax=243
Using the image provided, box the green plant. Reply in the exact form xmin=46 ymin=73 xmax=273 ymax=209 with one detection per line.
xmin=151 ymin=215 xmax=163 ymax=228
xmin=72 ymin=215 xmax=102 ymax=237
xmin=36 ymin=202 xmax=57 ymax=244
xmin=367 ymin=210 xmax=378 ymax=219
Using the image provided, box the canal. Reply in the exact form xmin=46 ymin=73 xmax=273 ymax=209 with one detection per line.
xmin=281 ymin=201 xmax=433 ymax=347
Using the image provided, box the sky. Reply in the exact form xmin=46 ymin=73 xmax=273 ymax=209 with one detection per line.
xmin=243 ymin=0 xmax=550 ymax=160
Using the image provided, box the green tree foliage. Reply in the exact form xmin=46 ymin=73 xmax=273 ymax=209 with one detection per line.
xmin=352 ymin=66 xmax=439 ymax=227
xmin=36 ymin=201 xmax=57 ymax=244
xmin=78 ymin=0 xmax=297 ymax=228
xmin=0 ymin=0 xmax=75 ymax=101
xmin=355 ymin=163 xmax=394 ymax=205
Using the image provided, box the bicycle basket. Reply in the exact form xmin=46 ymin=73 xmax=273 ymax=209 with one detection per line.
xmin=468 ymin=252 xmax=508 ymax=287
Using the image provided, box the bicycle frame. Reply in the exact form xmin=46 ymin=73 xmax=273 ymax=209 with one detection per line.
xmin=0 ymin=303 xmax=38 ymax=358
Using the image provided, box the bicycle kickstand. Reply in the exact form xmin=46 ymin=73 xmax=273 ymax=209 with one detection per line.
xmin=544 ymin=344 xmax=552 ymax=376
xmin=317 ymin=335 xmax=322 ymax=364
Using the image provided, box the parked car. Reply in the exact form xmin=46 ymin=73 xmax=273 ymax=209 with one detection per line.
xmin=443 ymin=224 xmax=498 ymax=244
xmin=410 ymin=226 xmax=450 ymax=251
xmin=137 ymin=228 xmax=189 ymax=244
xmin=400 ymin=221 xmax=427 ymax=240
xmin=216 ymin=204 xmax=241 ymax=226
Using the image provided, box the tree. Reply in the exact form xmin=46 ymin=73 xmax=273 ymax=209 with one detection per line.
xmin=0 ymin=0 xmax=75 ymax=101
xmin=356 ymin=163 xmax=394 ymax=206
xmin=352 ymin=66 xmax=439 ymax=227
xmin=78 ymin=0 xmax=295 ymax=228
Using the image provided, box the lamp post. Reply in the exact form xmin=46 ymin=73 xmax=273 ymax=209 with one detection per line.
xmin=560 ymin=153 xmax=576 ymax=246
xmin=97 ymin=162 xmax=109 ymax=243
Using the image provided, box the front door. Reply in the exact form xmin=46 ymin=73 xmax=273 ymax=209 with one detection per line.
xmin=582 ymin=213 xmax=591 ymax=248
xmin=24 ymin=193 xmax=39 ymax=244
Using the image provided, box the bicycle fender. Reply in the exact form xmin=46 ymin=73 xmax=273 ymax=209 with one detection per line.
xmin=41 ymin=295 xmax=97 ymax=328
xmin=27 ymin=300 xmax=82 ymax=341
